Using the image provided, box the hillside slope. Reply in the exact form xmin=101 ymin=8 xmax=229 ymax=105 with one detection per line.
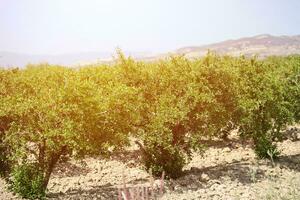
xmin=1 ymin=34 xmax=300 ymax=67
xmin=174 ymin=34 xmax=300 ymax=58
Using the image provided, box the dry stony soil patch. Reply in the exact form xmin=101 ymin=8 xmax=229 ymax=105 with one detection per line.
xmin=1 ymin=137 xmax=300 ymax=200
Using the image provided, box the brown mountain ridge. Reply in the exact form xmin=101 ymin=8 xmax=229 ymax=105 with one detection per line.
xmin=173 ymin=34 xmax=300 ymax=58
xmin=1 ymin=34 xmax=300 ymax=67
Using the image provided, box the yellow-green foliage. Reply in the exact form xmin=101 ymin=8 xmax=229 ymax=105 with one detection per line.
xmin=0 ymin=52 xmax=299 ymax=197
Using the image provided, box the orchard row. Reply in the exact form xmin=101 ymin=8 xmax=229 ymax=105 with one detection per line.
xmin=0 ymin=52 xmax=299 ymax=199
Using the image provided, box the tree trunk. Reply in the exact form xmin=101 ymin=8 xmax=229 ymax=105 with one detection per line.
xmin=172 ymin=123 xmax=185 ymax=145
xmin=42 ymin=146 xmax=66 ymax=192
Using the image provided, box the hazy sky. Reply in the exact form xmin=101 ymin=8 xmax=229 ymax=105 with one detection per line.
xmin=1 ymin=0 xmax=300 ymax=54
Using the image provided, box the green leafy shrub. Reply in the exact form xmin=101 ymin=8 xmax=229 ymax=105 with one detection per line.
xmin=0 ymin=70 xmax=15 ymax=177
xmin=235 ymin=56 xmax=299 ymax=159
xmin=0 ymin=64 xmax=139 ymax=198
xmin=11 ymin=163 xmax=45 ymax=199
xmin=140 ymin=139 xmax=186 ymax=178
xmin=254 ymin=135 xmax=280 ymax=159
xmin=115 ymin=53 xmax=239 ymax=177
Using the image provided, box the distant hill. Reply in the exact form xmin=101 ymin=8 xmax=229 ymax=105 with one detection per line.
xmin=173 ymin=34 xmax=300 ymax=58
xmin=1 ymin=34 xmax=300 ymax=67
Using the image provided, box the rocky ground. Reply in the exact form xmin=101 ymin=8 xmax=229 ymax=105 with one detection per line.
xmin=0 ymin=178 xmax=18 ymax=200
xmin=1 ymin=130 xmax=300 ymax=200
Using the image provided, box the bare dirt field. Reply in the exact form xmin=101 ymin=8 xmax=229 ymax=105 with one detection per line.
xmin=1 ymin=136 xmax=300 ymax=200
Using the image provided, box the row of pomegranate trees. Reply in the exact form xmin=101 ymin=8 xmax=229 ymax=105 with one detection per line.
xmin=0 ymin=52 xmax=299 ymax=199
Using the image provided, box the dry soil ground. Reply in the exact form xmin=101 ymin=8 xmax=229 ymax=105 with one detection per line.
xmin=1 ymin=132 xmax=300 ymax=200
